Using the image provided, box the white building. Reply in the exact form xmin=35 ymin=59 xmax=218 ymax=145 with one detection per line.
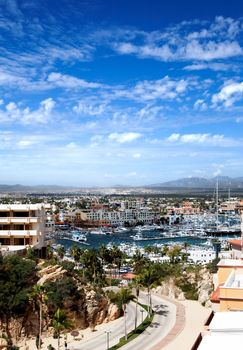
xmin=82 ymin=208 xmax=159 ymax=226
xmin=197 ymin=312 xmax=243 ymax=349
xmin=188 ymin=248 xmax=216 ymax=264
xmin=0 ymin=204 xmax=47 ymax=254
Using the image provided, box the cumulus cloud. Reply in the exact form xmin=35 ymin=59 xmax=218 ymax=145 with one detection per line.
xmin=0 ymin=98 xmax=55 ymax=124
xmin=73 ymin=101 xmax=107 ymax=115
xmin=108 ymin=132 xmax=142 ymax=143
xmin=193 ymin=99 xmax=207 ymax=111
xmin=116 ymin=76 xmax=188 ymax=102
xmin=212 ymin=81 xmax=243 ymax=107
xmin=111 ymin=17 xmax=243 ymax=62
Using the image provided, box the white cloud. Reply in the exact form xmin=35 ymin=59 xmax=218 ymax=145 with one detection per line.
xmin=193 ymin=99 xmax=207 ymax=111
xmin=125 ymin=76 xmax=188 ymax=101
xmin=182 ymin=40 xmax=242 ymax=60
xmin=212 ymin=81 xmax=243 ymax=107
xmin=108 ymin=132 xmax=142 ymax=143
xmin=0 ymin=98 xmax=56 ymax=124
xmin=167 ymin=133 xmax=180 ymax=142
xmin=184 ymin=62 xmax=235 ymax=71
xmin=73 ymin=101 xmax=107 ymax=115
xmin=47 ymin=72 xmax=104 ymax=89
xmin=167 ymin=133 xmax=227 ymax=146
xmin=132 ymin=153 xmax=142 ymax=158
xmin=111 ymin=17 xmax=243 ymax=62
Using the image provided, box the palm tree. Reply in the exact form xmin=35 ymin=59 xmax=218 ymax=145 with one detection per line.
xmin=136 ymin=264 xmax=160 ymax=317
xmin=29 ymin=285 xmax=46 ymax=349
xmin=111 ymin=288 xmax=136 ymax=341
xmin=80 ymin=249 xmax=104 ymax=285
xmin=98 ymin=244 xmax=112 ymax=265
xmin=46 ymin=246 xmax=53 ymax=260
xmin=52 ymin=308 xmax=72 ymax=350
xmin=110 ymin=246 xmax=124 ymax=277
xmin=70 ymin=245 xmax=82 ymax=263
xmin=134 ymin=284 xmax=140 ymax=330
xmin=56 ymin=246 xmax=65 ymax=260
xmin=131 ymin=249 xmax=149 ymax=274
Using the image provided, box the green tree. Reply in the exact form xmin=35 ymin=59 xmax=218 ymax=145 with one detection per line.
xmin=168 ymin=245 xmax=182 ymax=264
xmin=56 ymin=246 xmax=65 ymax=260
xmin=52 ymin=309 xmax=71 ymax=350
xmin=136 ymin=264 xmax=160 ymax=316
xmin=69 ymin=245 xmax=82 ymax=263
xmin=131 ymin=249 xmax=149 ymax=274
xmin=0 ymin=255 xmax=36 ymax=345
xmin=80 ymin=249 xmax=104 ymax=285
xmin=108 ymin=288 xmax=135 ymax=341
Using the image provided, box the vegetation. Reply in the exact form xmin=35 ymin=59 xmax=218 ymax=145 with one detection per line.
xmin=0 ymin=255 xmax=36 ymax=346
xmin=107 ymin=288 xmax=136 ymax=340
xmin=52 ymin=308 xmax=71 ymax=350
xmin=108 ymin=304 xmax=154 ymax=350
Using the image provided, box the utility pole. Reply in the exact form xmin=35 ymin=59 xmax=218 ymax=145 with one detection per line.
xmin=105 ymin=330 xmax=111 ymax=350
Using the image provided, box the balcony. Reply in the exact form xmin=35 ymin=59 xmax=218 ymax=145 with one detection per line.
xmin=0 ymin=230 xmax=38 ymax=237
xmin=0 ymin=217 xmax=40 ymax=224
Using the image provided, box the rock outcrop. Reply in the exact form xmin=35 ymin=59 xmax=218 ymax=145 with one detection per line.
xmin=0 ymin=264 xmax=119 ymax=346
xmin=153 ymin=267 xmax=213 ymax=306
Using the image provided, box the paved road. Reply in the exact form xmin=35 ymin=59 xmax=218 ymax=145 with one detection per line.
xmin=121 ymin=292 xmax=176 ymax=350
xmin=69 ymin=300 xmax=145 ymax=350
xmin=68 ymin=290 xmax=176 ymax=350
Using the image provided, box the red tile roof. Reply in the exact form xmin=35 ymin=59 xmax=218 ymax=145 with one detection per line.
xmin=121 ymin=273 xmax=136 ymax=280
xmin=210 ymin=284 xmax=223 ymax=303
xmin=229 ymin=239 xmax=242 ymax=248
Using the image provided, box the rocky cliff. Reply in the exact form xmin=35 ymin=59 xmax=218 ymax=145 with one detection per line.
xmin=0 ymin=263 xmax=119 ymax=347
xmin=153 ymin=267 xmax=213 ymax=306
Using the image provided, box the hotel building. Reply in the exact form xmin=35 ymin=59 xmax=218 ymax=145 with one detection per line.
xmin=0 ymin=204 xmax=47 ymax=255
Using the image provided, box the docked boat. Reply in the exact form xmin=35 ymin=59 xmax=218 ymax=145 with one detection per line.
xmin=89 ymin=229 xmax=107 ymax=235
xmin=71 ymin=231 xmax=87 ymax=242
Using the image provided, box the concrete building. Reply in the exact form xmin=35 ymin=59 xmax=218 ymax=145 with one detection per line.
xmin=195 ymin=312 xmax=243 ymax=350
xmin=210 ymin=200 xmax=243 ymax=311
xmin=187 ymin=248 xmax=216 ymax=264
xmin=0 ymin=204 xmax=47 ymax=255
xmin=78 ymin=207 xmax=159 ymax=226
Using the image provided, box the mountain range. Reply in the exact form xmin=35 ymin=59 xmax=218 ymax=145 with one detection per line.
xmin=148 ymin=176 xmax=243 ymax=189
xmin=1 ymin=176 xmax=243 ymax=193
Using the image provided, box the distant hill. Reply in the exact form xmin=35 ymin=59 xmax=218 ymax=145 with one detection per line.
xmin=1 ymin=176 xmax=243 ymax=194
xmin=148 ymin=176 xmax=243 ymax=189
xmin=0 ymin=184 xmax=78 ymax=193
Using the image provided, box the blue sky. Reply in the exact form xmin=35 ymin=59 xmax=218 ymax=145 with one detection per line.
xmin=1 ymin=0 xmax=243 ymax=186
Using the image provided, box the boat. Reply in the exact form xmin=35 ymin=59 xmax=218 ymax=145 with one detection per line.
xmin=71 ymin=230 xmax=87 ymax=242
xmin=131 ymin=231 xmax=165 ymax=241
xmin=89 ymin=229 xmax=106 ymax=235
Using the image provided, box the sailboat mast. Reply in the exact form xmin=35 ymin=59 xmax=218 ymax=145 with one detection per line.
xmin=216 ymin=179 xmax=219 ymax=231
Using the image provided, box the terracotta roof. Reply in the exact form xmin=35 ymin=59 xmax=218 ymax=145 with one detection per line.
xmin=121 ymin=273 xmax=136 ymax=280
xmin=210 ymin=284 xmax=223 ymax=303
xmin=229 ymin=239 xmax=242 ymax=248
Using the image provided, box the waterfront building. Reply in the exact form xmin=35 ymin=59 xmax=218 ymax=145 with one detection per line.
xmin=0 ymin=204 xmax=48 ymax=255
xmin=78 ymin=207 xmax=160 ymax=226
xmin=219 ymin=199 xmax=240 ymax=213
xmin=167 ymin=200 xmax=200 ymax=215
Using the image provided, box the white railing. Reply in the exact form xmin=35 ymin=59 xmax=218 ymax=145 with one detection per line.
xmin=0 ymin=217 xmax=40 ymax=223
xmin=0 ymin=230 xmax=38 ymax=236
